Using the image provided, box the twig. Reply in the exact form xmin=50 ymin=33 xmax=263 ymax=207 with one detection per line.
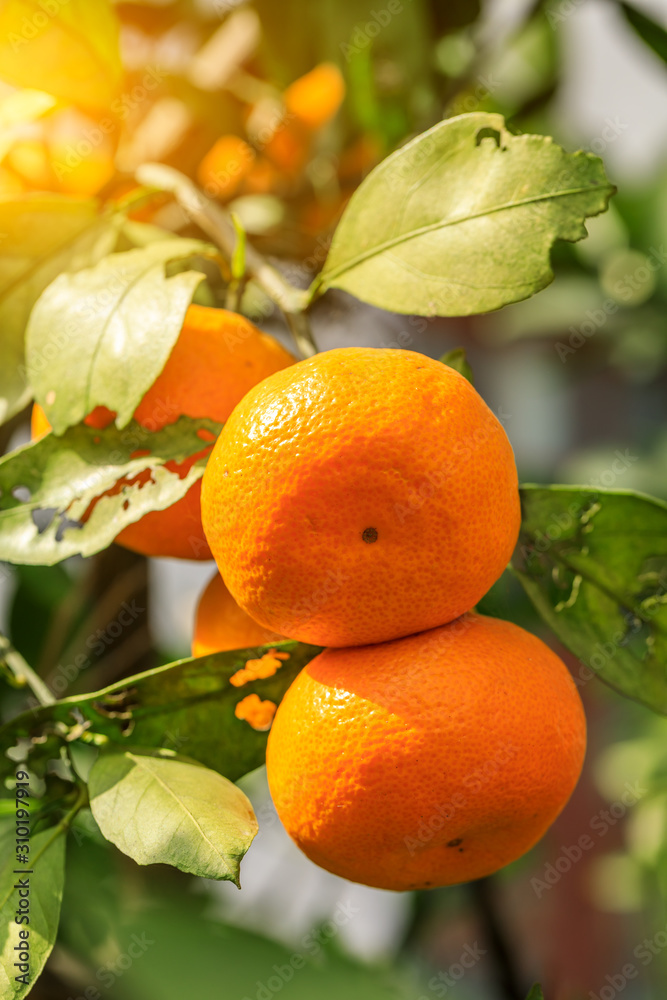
xmin=0 ymin=633 xmax=55 ymax=706
xmin=470 ymin=876 xmax=524 ymax=1000
xmin=135 ymin=163 xmax=318 ymax=358
xmin=29 ymin=784 xmax=89 ymax=867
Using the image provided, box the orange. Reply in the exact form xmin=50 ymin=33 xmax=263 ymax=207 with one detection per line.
xmin=192 ymin=572 xmax=285 ymax=657
xmin=263 ymin=63 xmax=345 ymax=177
xmin=202 ymin=347 xmax=520 ymax=646
xmin=32 ymin=304 xmax=295 ymax=560
xmin=197 ymin=135 xmax=255 ymax=200
xmin=266 ymin=613 xmax=586 ymax=891
xmin=284 ymin=63 xmax=345 ymax=131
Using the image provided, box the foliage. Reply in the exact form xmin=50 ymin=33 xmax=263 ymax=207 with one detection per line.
xmin=314 ymin=113 xmax=615 ymax=315
xmin=514 ymin=487 xmax=667 ymax=714
xmin=0 ymin=0 xmax=664 ymax=994
xmin=27 ymin=240 xmax=219 ymax=433
xmin=88 ymin=751 xmax=257 ymax=884
xmin=0 ymin=417 xmax=221 ymax=565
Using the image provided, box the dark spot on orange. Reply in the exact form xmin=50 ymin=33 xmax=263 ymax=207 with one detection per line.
xmin=362 ymin=527 xmax=378 ymax=543
xmin=447 ymin=838 xmax=462 ymax=847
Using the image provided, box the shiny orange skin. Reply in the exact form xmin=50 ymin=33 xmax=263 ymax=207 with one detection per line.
xmin=32 ymin=304 xmax=295 ymax=560
xmin=202 ymin=347 xmax=520 ymax=646
xmin=266 ymin=613 xmax=587 ymax=891
xmin=191 ymin=572 xmax=285 ymax=657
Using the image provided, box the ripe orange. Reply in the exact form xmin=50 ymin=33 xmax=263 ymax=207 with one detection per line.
xmin=197 ymin=135 xmax=255 ymax=200
xmin=284 ymin=63 xmax=345 ymax=131
xmin=266 ymin=613 xmax=586 ymax=891
xmin=32 ymin=304 xmax=295 ymax=559
xmin=202 ymin=347 xmax=520 ymax=646
xmin=191 ymin=572 xmax=285 ymax=657
xmin=263 ymin=63 xmax=345 ymax=176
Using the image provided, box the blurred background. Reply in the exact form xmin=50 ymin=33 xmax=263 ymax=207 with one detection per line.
xmin=1 ymin=0 xmax=667 ymax=997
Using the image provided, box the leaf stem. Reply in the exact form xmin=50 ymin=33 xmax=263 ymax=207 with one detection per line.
xmin=0 ymin=633 xmax=55 ymax=706
xmin=135 ymin=164 xmax=318 ymax=359
xmin=29 ymin=784 xmax=89 ymax=871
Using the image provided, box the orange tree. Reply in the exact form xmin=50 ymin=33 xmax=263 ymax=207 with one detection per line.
xmin=0 ymin=2 xmax=666 ymax=1000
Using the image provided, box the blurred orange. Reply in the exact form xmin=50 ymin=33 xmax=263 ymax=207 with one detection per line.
xmin=197 ymin=134 xmax=255 ymax=199
xmin=284 ymin=63 xmax=345 ymax=131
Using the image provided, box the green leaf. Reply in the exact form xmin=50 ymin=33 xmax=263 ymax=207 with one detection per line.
xmin=525 ymin=987 xmax=545 ymax=1000
xmin=0 ymin=196 xmax=117 ymax=426
xmin=440 ymin=347 xmax=474 ymax=384
xmin=315 ymin=112 xmax=615 ymax=316
xmin=0 ymin=641 xmax=320 ymax=784
xmin=620 ymin=3 xmax=667 ymax=65
xmin=0 ymin=0 xmax=122 ymax=113
xmin=0 ymin=816 xmax=66 ymax=1000
xmin=26 ymin=240 xmax=219 ymax=434
xmin=513 ymin=485 xmax=667 ymax=714
xmin=0 ymin=416 xmax=221 ymax=566
xmin=88 ymin=751 xmax=257 ymax=884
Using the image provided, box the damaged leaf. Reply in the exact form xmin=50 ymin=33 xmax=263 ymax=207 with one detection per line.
xmin=0 ymin=416 xmax=221 ymax=565
xmin=513 ymin=485 xmax=667 ymax=714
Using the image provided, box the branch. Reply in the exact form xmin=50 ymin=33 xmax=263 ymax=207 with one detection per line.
xmin=135 ymin=163 xmax=318 ymax=359
xmin=0 ymin=633 xmax=55 ymax=706
xmin=470 ymin=876 xmax=524 ymax=1000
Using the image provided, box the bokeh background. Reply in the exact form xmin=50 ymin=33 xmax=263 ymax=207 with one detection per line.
xmin=1 ymin=0 xmax=667 ymax=997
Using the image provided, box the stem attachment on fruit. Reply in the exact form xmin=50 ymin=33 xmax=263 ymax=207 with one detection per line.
xmin=135 ymin=164 xmax=318 ymax=359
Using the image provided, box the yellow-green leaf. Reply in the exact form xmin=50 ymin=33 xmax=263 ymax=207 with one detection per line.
xmin=0 ymin=0 xmax=122 ymax=113
xmin=89 ymin=752 xmax=258 ymax=885
xmin=316 ymin=113 xmax=615 ymax=316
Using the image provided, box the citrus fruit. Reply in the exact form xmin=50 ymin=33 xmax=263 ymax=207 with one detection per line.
xmin=197 ymin=135 xmax=255 ymax=199
xmin=263 ymin=63 xmax=345 ymax=176
xmin=202 ymin=347 xmax=520 ymax=646
xmin=32 ymin=304 xmax=295 ymax=560
xmin=266 ymin=613 xmax=586 ymax=891
xmin=192 ymin=572 xmax=285 ymax=657
xmin=284 ymin=63 xmax=345 ymax=131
